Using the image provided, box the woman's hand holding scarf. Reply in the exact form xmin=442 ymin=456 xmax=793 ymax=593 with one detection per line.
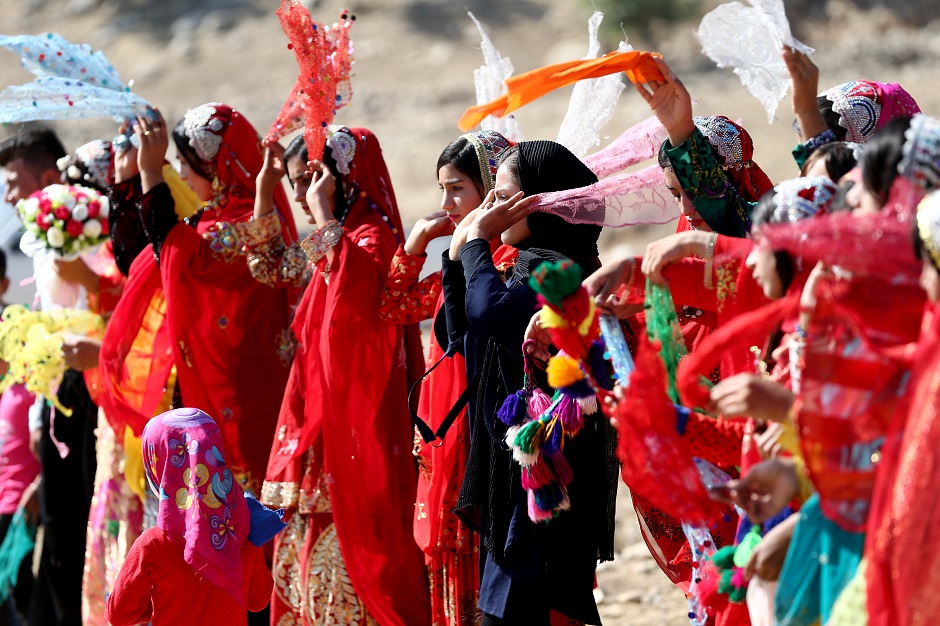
xmin=465 ymin=190 xmax=536 ymax=242
xmin=305 ymin=159 xmax=338 ymax=227
xmin=448 ymin=190 xmax=493 ymax=260
xmin=633 ymin=57 xmax=696 ymax=150
xmin=783 ymin=47 xmax=827 ymax=142
xmin=709 ymin=374 xmax=795 ymax=423
xmin=135 ymin=108 xmax=169 ymax=194
xmin=712 ymin=457 xmax=800 ymax=524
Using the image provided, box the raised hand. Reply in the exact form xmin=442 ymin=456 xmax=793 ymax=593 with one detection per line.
xmin=783 ymin=46 xmax=827 ymax=141
xmin=135 ymin=107 xmax=169 ymax=193
xmin=633 ymin=57 xmax=696 ymax=149
xmin=405 ymin=210 xmax=456 ymax=256
xmin=465 ymin=190 xmax=537 ymax=243
xmin=305 ymin=160 xmax=337 ymax=227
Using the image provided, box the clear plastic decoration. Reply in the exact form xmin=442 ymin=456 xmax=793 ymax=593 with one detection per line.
xmin=696 ymin=0 xmax=813 ymax=123
xmin=555 ymin=12 xmax=630 ymax=158
xmin=598 ymin=313 xmax=636 ymax=385
xmin=467 ymin=12 xmax=524 ymax=142
xmin=0 ymin=32 xmax=150 ymax=123
xmin=265 ymin=2 xmax=354 ymax=162
xmin=683 ymin=521 xmax=718 ymax=626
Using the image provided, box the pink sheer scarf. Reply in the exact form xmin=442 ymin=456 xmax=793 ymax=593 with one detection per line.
xmin=530 ymin=116 xmax=678 ymax=227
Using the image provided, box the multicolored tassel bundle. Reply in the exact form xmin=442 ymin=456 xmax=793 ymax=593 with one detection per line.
xmin=498 ymin=260 xmax=610 ymax=522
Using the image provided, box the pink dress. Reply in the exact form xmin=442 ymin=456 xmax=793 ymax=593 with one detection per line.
xmin=0 ymin=384 xmax=39 ymax=515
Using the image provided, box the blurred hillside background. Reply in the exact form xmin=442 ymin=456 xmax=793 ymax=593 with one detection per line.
xmin=1 ymin=1 xmax=938 ymax=619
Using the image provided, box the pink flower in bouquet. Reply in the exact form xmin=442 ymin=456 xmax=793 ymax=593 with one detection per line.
xmin=100 ymin=219 xmax=110 ymax=236
xmin=66 ymin=219 xmax=83 ymax=237
xmin=87 ymin=200 xmax=100 ymax=219
xmin=37 ymin=213 xmax=54 ymax=232
xmin=39 ymin=198 xmax=52 ymax=214
xmin=54 ymin=206 xmax=70 ymax=221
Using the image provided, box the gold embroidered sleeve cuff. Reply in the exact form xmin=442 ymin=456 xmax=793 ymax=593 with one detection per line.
xmin=239 ymin=210 xmax=283 ymax=248
xmin=300 ymin=220 xmax=344 ymax=264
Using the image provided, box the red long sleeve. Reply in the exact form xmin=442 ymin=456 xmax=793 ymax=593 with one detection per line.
xmin=106 ymin=528 xmax=273 ymax=626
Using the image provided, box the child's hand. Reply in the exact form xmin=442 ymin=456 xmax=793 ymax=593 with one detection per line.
xmin=257 ymin=142 xmax=287 ymax=194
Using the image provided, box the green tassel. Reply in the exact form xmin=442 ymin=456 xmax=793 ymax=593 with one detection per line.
xmin=514 ymin=418 xmax=546 ymax=455
xmin=710 ymin=545 xmax=736 ymax=569
xmin=528 ymin=260 xmax=583 ymax=306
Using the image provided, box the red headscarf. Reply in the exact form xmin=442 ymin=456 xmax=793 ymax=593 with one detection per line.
xmin=100 ymin=103 xmax=296 ymax=491
xmin=265 ymin=126 xmax=430 ymax=625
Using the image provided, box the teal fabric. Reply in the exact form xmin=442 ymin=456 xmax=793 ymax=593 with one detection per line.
xmin=775 ymin=494 xmax=865 ymax=626
xmin=664 ymin=129 xmax=755 ymax=237
xmin=0 ymin=511 xmax=34 ymax=603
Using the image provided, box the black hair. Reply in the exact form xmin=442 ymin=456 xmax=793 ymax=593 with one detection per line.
xmin=860 ymin=116 xmax=912 ymax=203
xmin=497 ymin=145 xmax=520 ymax=186
xmin=283 ymin=134 xmax=309 ymax=171
xmin=657 ymin=141 xmax=672 ymax=170
xmin=800 ymin=141 xmax=858 ymax=182
xmin=436 ymin=137 xmax=486 ymax=197
xmin=817 ymin=95 xmax=849 ymax=141
xmin=436 ymin=137 xmax=486 ymax=198
xmin=829 ymin=180 xmax=856 ymax=213
xmin=0 ymin=127 xmax=67 ymax=172
xmin=282 ymin=134 xmax=348 ymax=221
xmin=752 ymin=189 xmax=796 ymax=292
xmin=0 ymin=248 xmax=7 ymax=281
xmin=171 ymin=118 xmax=215 ymax=182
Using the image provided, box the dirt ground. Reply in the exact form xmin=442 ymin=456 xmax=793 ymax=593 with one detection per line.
xmin=2 ymin=0 xmax=939 ymax=623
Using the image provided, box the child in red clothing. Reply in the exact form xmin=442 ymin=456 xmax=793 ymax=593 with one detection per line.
xmin=106 ymin=408 xmax=283 ymax=626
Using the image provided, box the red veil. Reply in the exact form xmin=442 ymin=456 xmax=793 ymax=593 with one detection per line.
xmin=99 ymin=103 xmax=296 ymax=490
xmin=265 ymin=127 xmax=430 ymax=625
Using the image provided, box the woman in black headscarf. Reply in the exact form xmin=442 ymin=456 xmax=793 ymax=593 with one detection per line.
xmin=439 ymin=141 xmax=617 ymax=625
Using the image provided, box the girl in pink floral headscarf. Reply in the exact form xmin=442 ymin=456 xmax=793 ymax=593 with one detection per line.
xmin=106 ymin=408 xmax=281 ymax=626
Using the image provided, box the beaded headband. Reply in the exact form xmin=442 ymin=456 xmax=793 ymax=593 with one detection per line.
xmin=693 ymin=115 xmax=750 ymax=169
xmin=820 ymin=81 xmax=882 ymax=144
xmin=459 ymin=130 xmax=514 ymax=193
xmin=917 ymin=191 xmax=940 ymax=270
xmin=770 ymin=176 xmax=837 ymax=224
xmin=899 ymin=114 xmax=940 ymax=191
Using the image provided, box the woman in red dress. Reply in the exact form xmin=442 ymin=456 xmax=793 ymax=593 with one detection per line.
xmin=259 ymin=127 xmax=430 ymax=626
xmin=101 ymin=103 xmax=297 ymax=495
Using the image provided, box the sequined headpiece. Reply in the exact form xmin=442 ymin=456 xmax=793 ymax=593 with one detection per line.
xmin=917 ymin=191 xmax=940 ymax=270
xmin=459 ymin=130 xmax=515 ymax=193
xmin=820 ymin=81 xmax=920 ymax=144
xmin=56 ymin=139 xmax=113 ymax=192
xmin=769 ymin=176 xmax=837 ymax=224
xmin=183 ymin=102 xmax=226 ymax=163
xmin=694 ymin=115 xmax=750 ymax=169
xmin=325 ymin=125 xmax=356 ymax=176
xmin=899 ymin=114 xmax=940 ymax=191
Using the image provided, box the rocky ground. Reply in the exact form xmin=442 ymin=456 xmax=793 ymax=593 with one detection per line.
xmin=2 ymin=0 xmax=939 ymax=622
